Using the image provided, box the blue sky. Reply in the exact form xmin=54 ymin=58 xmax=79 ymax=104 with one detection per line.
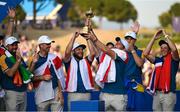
xmin=21 ymin=0 xmax=55 ymax=16
xmin=21 ymin=0 xmax=180 ymax=29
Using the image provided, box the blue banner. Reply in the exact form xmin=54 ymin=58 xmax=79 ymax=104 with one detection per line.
xmin=0 ymin=0 xmax=22 ymax=23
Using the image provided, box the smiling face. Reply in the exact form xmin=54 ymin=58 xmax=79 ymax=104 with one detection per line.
xmin=7 ymin=42 xmax=19 ymax=54
xmin=115 ymin=41 xmax=124 ymax=50
xmin=107 ymin=44 xmax=114 ymax=49
xmin=160 ymin=44 xmax=170 ymax=56
xmin=39 ymin=43 xmax=51 ymax=53
xmin=125 ymin=36 xmax=136 ymax=44
xmin=73 ymin=47 xmax=84 ymax=60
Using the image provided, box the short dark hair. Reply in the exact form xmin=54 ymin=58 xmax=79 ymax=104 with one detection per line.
xmin=159 ymin=40 xmax=169 ymax=47
xmin=0 ymin=34 xmax=5 ymax=40
xmin=106 ymin=42 xmax=114 ymax=47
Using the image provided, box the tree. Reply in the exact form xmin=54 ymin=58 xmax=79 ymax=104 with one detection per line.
xmin=28 ymin=0 xmax=54 ymax=24
xmin=16 ymin=5 xmax=26 ymax=22
xmin=103 ymin=0 xmax=137 ymax=23
xmin=159 ymin=12 xmax=172 ymax=27
xmin=169 ymin=3 xmax=180 ymax=16
xmin=55 ymin=0 xmax=137 ymax=28
xmin=159 ymin=2 xmax=180 ymax=27
xmin=73 ymin=0 xmax=104 ymax=17
xmin=55 ymin=0 xmax=66 ymax=4
xmin=67 ymin=6 xmax=80 ymax=22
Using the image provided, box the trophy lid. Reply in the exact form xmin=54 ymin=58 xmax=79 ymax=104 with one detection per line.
xmin=85 ymin=8 xmax=94 ymax=18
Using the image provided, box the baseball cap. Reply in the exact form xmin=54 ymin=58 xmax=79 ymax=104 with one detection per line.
xmin=38 ymin=35 xmax=55 ymax=45
xmin=5 ymin=36 xmax=19 ymax=46
xmin=72 ymin=42 xmax=86 ymax=50
xmin=124 ymin=31 xmax=136 ymax=40
xmin=115 ymin=37 xmax=129 ymax=50
xmin=159 ymin=40 xmax=169 ymax=47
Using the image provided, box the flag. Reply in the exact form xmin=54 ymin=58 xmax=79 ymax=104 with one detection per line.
xmin=4 ymin=50 xmax=33 ymax=84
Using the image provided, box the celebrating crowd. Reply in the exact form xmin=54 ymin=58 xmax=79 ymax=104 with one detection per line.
xmin=0 ymin=9 xmax=179 ymax=111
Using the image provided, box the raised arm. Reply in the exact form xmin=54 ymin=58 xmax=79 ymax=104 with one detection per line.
xmin=63 ymin=31 xmax=79 ymax=62
xmin=86 ymin=39 xmax=95 ymax=61
xmin=89 ymin=30 xmax=116 ymax=59
xmin=6 ymin=8 xmax=15 ymax=37
xmin=82 ymin=33 xmax=101 ymax=61
xmin=143 ymin=30 xmax=163 ymax=63
xmin=163 ymin=30 xmax=179 ymax=61
xmin=131 ymin=21 xmax=140 ymax=34
xmin=128 ymin=39 xmax=144 ymax=67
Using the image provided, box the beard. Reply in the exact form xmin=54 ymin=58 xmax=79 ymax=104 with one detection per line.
xmin=73 ymin=53 xmax=83 ymax=60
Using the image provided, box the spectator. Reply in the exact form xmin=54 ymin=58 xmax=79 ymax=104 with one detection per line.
xmin=19 ymin=35 xmax=31 ymax=62
xmin=53 ymin=45 xmax=62 ymax=58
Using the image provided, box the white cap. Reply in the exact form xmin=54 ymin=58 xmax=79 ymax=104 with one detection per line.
xmin=72 ymin=42 xmax=86 ymax=50
xmin=120 ymin=38 xmax=129 ymax=50
xmin=125 ymin=31 xmax=136 ymax=39
xmin=38 ymin=35 xmax=55 ymax=45
xmin=5 ymin=36 xmax=19 ymax=46
xmin=115 ymin=37 xmax=129 ymax=50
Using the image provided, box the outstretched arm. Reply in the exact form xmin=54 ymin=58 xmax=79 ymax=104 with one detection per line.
xmin=129 ymin=39 xmax=144 ymax=67
xmin=89 ymin=30 xmax=116 ymax=59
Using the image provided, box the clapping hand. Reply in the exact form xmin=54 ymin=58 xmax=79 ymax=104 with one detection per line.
xmin=16 ymin=49 xmax=22 ymax=62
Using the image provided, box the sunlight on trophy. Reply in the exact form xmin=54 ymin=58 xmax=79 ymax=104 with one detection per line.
xmin=81 ymin=8 xmax=94 ymax=36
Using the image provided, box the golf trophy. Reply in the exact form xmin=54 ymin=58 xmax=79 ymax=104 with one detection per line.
xmin=81 ymin=8 xmax=94 ymax=36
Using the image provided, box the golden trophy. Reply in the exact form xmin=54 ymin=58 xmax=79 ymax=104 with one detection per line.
xmin=81 ymin=8 xmax=94 ymax=36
